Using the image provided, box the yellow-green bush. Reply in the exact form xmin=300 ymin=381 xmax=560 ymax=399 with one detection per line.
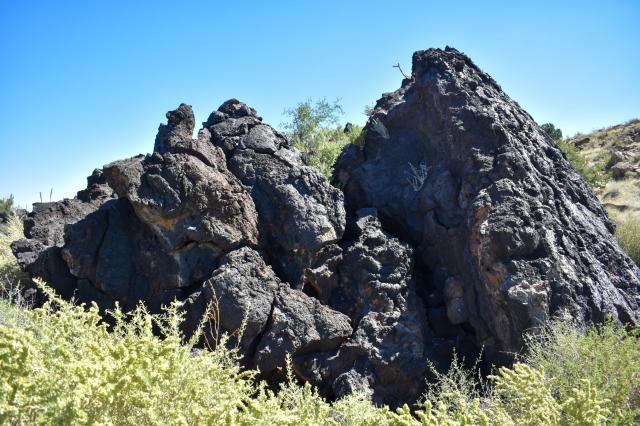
xmin=297 ymin=125 xmax=363 ymax=179
xmin=525 ymin=320 xmax=640 ymax=424
xmin=281 ymin=98 xmax=363 ymax=179
xmin=0 ymin=215 xmax=31 ymax=328
xmin=0 ymin=214 xmax=24 ymax=282
xmin=0 ymin=289 xmax=618 ymax=425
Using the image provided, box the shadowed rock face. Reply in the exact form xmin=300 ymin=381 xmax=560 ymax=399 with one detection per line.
xmin=204 ymin=99 xmax=346 ymax=285
xmin=335 ymin=47 xmax=640 ymax=363
xmin=12 ymin=48 xmax=640 ymax=407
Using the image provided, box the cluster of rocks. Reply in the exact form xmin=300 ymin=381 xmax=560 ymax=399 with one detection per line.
xmin=606 ymin=149 xmax=638 ymax=179
xmin=12 ymin=47 xmax=640 ymax=406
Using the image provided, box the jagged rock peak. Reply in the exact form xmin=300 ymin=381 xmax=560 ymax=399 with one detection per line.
xmin=335 ymin=46 xmax=640 ymax=363
xmin=204 ymin=98 xmax=261 ymax=127
xmin=154 ymin=103 xmax=197 ymax=154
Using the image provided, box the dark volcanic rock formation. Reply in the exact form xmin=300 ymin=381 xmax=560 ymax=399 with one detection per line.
xmin=11 ymin=170 xmax=114 ymax=300
xmin=335 ymin=47 xmax=640 ymax=363
xmin=301 ymin=210 xmax=429 ymax=406
xmin=204 ymin=100 xmax=346 ymax=285
xmin=11 ymin=47 xmax=640 ymax=407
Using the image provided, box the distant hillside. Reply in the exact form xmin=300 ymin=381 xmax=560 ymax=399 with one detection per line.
xmin=568 ymin=119 xmax=640 ymax=223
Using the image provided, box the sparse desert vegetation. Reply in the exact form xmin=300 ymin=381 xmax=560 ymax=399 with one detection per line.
xmin=544 ymin=120 xmax=640 ymax=264
xmin=281 ymin=98 xmax=362 ymax=179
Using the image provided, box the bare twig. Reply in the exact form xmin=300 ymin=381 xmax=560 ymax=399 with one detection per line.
xmin=393 ymin=63 xmax=410 ymax=79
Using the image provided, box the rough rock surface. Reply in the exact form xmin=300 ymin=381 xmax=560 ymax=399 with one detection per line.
xmin=11 ymin=47 xmax=640 ymax=407
xmin=184 ymin=246 xmax=352 ymax=379
xmin=301 ymin=210 xmax=429 ymax=405
xmin=335 ymin=47 xmax=640 ymax=363
xmin=11 ymin=170 xmax=114 ymax=299
xmin=204 ymin=100 xmax=346 ymax=286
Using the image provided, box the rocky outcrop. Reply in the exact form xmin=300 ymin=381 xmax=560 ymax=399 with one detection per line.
xmin=335 ymin=47 xmax=640 ymax=363
xmin=184 ymin=246 xmax=352 ymax=379
xmin=11 ymin=47 xmax=640 ymax=407
xmin=204 ymin=100 xmax=345 ymax=285
xmin=300 ymin=210 xmax=430 ymax=406
xmin=11 ymin=170 xmax=114 ymax=299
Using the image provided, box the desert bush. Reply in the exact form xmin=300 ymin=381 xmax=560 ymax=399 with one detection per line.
xmin=0 ymin=196 xmax=13 ymax=218
xmin=557 ymin=138 xmax=610 ymax=188
xmin=0 ymin=284 xmax=621 ymax=425
xmin=301 ymin=125 xmax=363 ymax=178
xmin=616 ymin=217 xmax=640 ymax=265
xmin=525 ymin=320 xmax=640 ymax=424
xmin=282 ymin=98 xmax=362 ymax=179
xmin=541 ymin=123 xmax=563 ymax=141
xmin=0 ymin=284 xmax=259 ymax=425
xmin=0 ymin=214 xmax=27 ymax=288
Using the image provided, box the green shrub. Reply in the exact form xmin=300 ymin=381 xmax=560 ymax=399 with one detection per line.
xmin=0 ymin=215 xmax=27 ymax=286
xmin=525 ymin=320 xmax=640 ymax=424
xmin=422 ymin=353 xmax=484 ymax=414
xmin=616 ymin=217 xmax=640 ymax=264
xmin=0 ymin=196 xmax=13 ymax=217
xmin=557 ymin=139 xmax=609 ymax=189
xmin=489 ymin=363 xmax=560 ymax=426
xmin=541 ymin=123 xmax=563 ymax=141
xmin=282 ymin=98 xmax=362 ymax=179
xmin=0 ymin=285 xmax=259 ymax=425
xmin=1 ymin=283 xmax=623 ymax=425
xmin=300 ymin=125 xmax=363 ymax=178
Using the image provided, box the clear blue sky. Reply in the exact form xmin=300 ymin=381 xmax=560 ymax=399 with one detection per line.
xmin=1 ymin=1 xmax=639 ymax=209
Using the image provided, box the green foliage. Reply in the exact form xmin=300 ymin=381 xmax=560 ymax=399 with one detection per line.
xmin=282 ymin=98 xmax=362 ymax=179
xmin=422 ymin=353 xmax=483 ymax=415
xmin=557 ymin=139 xmax=610 ymax=188
xmin=525 ymin=320 xmax=640 ymax=424
xmin=561 ymin=380 xmax=610 ymax=426
xmin=301 ymin=125 xmax=363 ymax=178
xmin=1 ymin=284 xmax=258 ymax=425
xmin=489 ymin=363 xmax=561 ymax=426
xmin=616 ymin=217 xmax=640 ymax=264
xmin=0 ymin=214 xmax=26 ymax=286
xmin=0 ymin=195 xmax=13 ymax=217
xmin=541 ymin=123 xmax=563 ymax=141
xmin=0 ymin=285 xmax=624 ymax=425
xmin=282 ymin=98 xmax=344 ymax=150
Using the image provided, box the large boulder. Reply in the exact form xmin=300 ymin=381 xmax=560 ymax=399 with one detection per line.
xmin=301 ymin=210 xmax=430 ymax=406
xmin=205 ymin=99 xmax=346 ymax=286
xmin=11 ymin=170 xmax=114 ymax=299
xmin=184 ymin=246 xmax=352 ymax=380
xmin=335 ymin=47 xmax=640 ymax=363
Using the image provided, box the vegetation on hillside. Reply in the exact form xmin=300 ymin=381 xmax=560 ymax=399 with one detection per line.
xmin=551 ymin=119 xmax=640 ymax=264
xmin=541 ymin=123 xmax=610 ymax=189
xmin=541 ymin=123 xmax=563 ymax=141
xmin=282 ymin=99 xmax=362 ymax=179
xmin=1 ymin=218 xmax=639 ymax=424
xmin=556 ymin=138 xmax=610 ymax=188
xmin=616 ymin=217 xmax=640 ymax=265
xmin=0 ymin=196 xmax=13 ymax=218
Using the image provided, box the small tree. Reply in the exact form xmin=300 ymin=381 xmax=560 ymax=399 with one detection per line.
xmin=282 ymin=98 xmax=344 ymax=151
xmin=0 ymin=195 xmax=14 ymax=217
xmin=541 ymin=123 xmax=563 ymax=141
